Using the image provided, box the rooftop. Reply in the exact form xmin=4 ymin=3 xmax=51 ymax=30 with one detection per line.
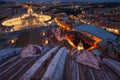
xmin=75 ymin=24 xmax=117 ymax=40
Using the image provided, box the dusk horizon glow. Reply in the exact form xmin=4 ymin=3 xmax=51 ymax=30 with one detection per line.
xmin=0 ymin=0 xmax=120 ymax=2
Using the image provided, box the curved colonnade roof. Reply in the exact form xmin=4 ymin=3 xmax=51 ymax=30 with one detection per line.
xmin=75 ymin=24 xmax=117 ymax=40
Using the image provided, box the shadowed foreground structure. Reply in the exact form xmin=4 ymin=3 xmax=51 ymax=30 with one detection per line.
xmin=0 ymin=46 xmax=120 ymax=80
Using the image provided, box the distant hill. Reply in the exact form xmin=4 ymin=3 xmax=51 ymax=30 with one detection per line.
xmin=0 ymin=0 xmax=120 ymax=2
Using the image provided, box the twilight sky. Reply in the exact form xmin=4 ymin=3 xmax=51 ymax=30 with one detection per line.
xmin=0 ymin=0 xmax=120 ymax=2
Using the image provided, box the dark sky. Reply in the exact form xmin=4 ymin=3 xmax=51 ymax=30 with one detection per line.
xmin=0 ymin=0 xmax=120 ymax=2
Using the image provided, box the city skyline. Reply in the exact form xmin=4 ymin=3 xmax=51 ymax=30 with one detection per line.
xmin=0 ymin=1 xmax=120 ymax=80
xmin=0 ymin=0 xmax=120 ymax=2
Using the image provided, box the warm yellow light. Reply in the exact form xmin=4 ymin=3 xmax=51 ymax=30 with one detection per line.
xmin=54 ymin=18 xmax=71 ymax=31
xmin=42 ymin=32 xmax=46 ymax=36
xmin=87 ymin=33 xmax=102 ymax=50
xmin=77 ymin=42 xmax=84 ymax=51
xmin=114 ymin=29 xmax=118 ymax=33
xmin=2 ymin=7 xmax=51 ymax=32
xmin=77 ymin=46 xmax=83 ymax=50
xmin=11 ymin=40 xmax=16 ymax=44
xmin=44 ymin=40 xmax=49 ymax=45
xmin=66 ymin=39 xmax=76 ymax=48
